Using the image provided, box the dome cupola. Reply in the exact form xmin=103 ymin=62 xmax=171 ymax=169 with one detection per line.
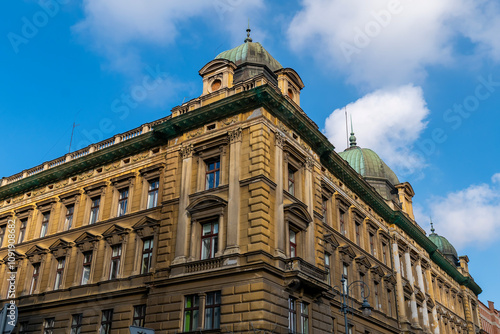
xmin=428 ymin=222 xmax=459 ymax=266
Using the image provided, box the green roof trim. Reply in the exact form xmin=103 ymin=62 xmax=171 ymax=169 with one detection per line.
xmin=0 ymin=84 xmax=481 ymax=295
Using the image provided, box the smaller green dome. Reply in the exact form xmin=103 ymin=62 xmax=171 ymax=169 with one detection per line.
xmin=215 ymin=41 xmax=282 ymax=72
xmin=429 ymin=228 xmax=459 ymax=265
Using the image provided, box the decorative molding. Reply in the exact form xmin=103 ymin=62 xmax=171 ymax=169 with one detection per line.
xmin=180 ymin=144 xmax=194 ymax=159
xmin=228 ymin=127 xmax=242 ymax=143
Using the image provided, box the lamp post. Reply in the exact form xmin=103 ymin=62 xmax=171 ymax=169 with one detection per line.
xmin=335 ymin=277 xmax=373 ymax=334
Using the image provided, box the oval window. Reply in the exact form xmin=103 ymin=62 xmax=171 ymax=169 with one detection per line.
xmin=287 ymin=88 xmax=294 ymax=99
xmin=211 ymin=79 xmax=222 ymax=91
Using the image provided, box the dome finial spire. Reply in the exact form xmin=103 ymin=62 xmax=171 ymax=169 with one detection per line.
xmin=245 ymin=19 xmax=253 ymax=43
xmin=349 ymin=114 xmax=357 ymax=147
xmin=430 ymin=217 xmax=435 ymax=233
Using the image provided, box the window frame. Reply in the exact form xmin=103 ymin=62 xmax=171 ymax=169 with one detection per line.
xmin=81 ymin=251 xmax=93 ymax=285
xmin=289 ymin=229 xmax=297 ymax=258
xmin=30 ymin=263 xmax=40 ymax=294
xmin=204 ymin=291 xmax=221 ymax=330
xmin=70 ymin=314 xmax=83 ymax=334
xmin=325 ymin=253 xmax=331 ymax=285
xmin=146 ymin=178 xmax=160 ymax=209
xmin=200 ymin=220 xmax=219 ymax=260
xmin=117 ymin=187 xmax=129 ymax=217
xmin=287 ymin=165 xmax=296 ymax=196
xmin=288 ymin=297 xmax=297 ymax=333
xmin=43 ymin=317 xmax=55 ymax=334
xmin=54 ymin=257 xmax=66 ymax=290
xmin=183 ymin=294 xmax=200 ymax=332
xmin=141 ymin=237 xmax=154 ymax=274
xmin=89 ymin=196 xmax=101 ymax=225
xmin=99 ymin=309 xmax=113 ymax=334
xmin=300 ymin=301 xmax=310 ymax=334
xmin=109 ymin=244 xmax=122 ymax=280
xmin=40 ymin=211 xmax=50 ymax=238
xmin=132 ymin=305 xmax=147 ymax=327
xmin=64 ymin=204 xmax=75 ymax=231
xmin=18 ymin=218 xmax=27 ymax=243
xmin=205 ymin=158 xmax=221 ymax=190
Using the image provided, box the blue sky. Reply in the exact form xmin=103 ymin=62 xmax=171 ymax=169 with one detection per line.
xmin=1 ymin=1 xmax=499 ymax=304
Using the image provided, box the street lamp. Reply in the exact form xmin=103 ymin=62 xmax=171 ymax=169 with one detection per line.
xmin=335 ymin=276 xmax=373 ymax=334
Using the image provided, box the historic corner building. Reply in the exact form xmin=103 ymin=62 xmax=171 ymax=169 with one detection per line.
xmin=0 ymin=29 xmax=482 ymax=334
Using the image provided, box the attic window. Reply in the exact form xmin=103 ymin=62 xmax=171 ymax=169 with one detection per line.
xmin=206 ymin=123 xmax=216 ymax=131
xmin=211 ymin=79 xmax=221 ymax=92
xmin=151 ymin=148 xmax=160 ymax=154
xmin=287 ymin=89 xmax=294 ymax=99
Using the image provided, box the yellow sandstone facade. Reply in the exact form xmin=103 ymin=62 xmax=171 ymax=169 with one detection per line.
xmin=0 ymin=31 xmax=481 ymax=334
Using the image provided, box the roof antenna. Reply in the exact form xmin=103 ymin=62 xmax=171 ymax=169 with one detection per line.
xmin=68 ymin=122 xmax=80 ymax=153
xmin=349 ymin=114 xmax=357 ymax=147
xmin=245 ymin=19 xmax=252 ymax=43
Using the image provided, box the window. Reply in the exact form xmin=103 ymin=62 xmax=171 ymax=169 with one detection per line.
xmin=117 ymin=188 xmax=129 ymax=216
xmin=205 ymin=159 xmax=220 ymax=190
xmin=183 ymin=295 xmax=200 ymax=331
xmin=204 ymin=291 xmax=221 ymax=330
xmin=288 ymin=165 xmax=296 ymax=196
xmin=322 ymin=197 xmax=328 ymax=224
xmin=382 ymin=243 xmax=388 ymax=265
xmin=109 ymin=245 xmax=122 ymax=279
xmin=387 ymin=290 xmax=393 ymax=317
xmin=99 ymin=309 xmax=113 ymax=334
xmin=64 ymin=205 xmax=74 ymax=230
xmin=374 ymin=282 xmax=380 ymax=310
xmin=369 ymin=233 xmax=375 ymax=256
xmin=43 ymin=318 xmax=55 ymax=334
xmin=54 ymin=257 xmax=65 ymax=290
xmin=348 ymin=324 xmax=354 ymax=334
xmin=89 ymin=196 xmax=100 ymax=224
xmin=147 ymin=178 xmax=159 ymax=209
xmin=18 ymin=218 xmax=27 ymax=243
xmin=70 ymin=314 xmax=82 ymax=334
xmin=30 ymin=263 xmax=40 ymax=294
xmin=300 ymin=302 xmax=309 ymax=334
xmin=288 ymin=297 xmax=297 ymax=333
xmin=40 ymin=212 xmax=50 ymax=237
xmin=81 ymin=251 xmax=92 ymax=284
xmin=141 ymin=238 xmax=154 ymax=274
xmin=325 ymin=254 xmax=331 ymax=285
xmin=343 ymin=263 xmax=349 ymax=293
xmin=355 ymin=222 xmax=361 ymax=246
xmin=132 ymin=305 xmax=146 ymax=327
xmin=0 ymin=225 xmax=5 ymax=246
xmin=339 ymin=210 xmax=346 ymax=236
xmin=201 ymin=221 xmax=218 ymax=260
xmin=19 ymin=321 xmax=29 ymax=334
xmin=289 ymin=230 xmax=297 ymax=257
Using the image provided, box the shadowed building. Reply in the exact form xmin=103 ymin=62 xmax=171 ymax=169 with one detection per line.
xmin=0 ymin=29 xmax=482 ymax=334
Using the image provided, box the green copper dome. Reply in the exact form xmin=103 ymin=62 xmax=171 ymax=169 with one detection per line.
xmin=428 ymin=225 xmax=459 ymax=265
xmin=338 ymin=146 xmax=399 ymax=186
xmin=215 ymin=34 xmax=282 ymax=72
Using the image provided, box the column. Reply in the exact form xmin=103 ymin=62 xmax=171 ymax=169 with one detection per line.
xmin=391 ymin=238 xmax=408 ymax=324
xmin=225 ymin=128 xmax=241 ymax=254
xmin=173 ymin=144 xmax=194 ymax=264
xmin=416 ymin=258 xmax=430 ymax=332
xmin=405 ymin=250 xmax=420 ymax=328
xmin=274 ymin=132 xmax=285 ymax=257
xmin=304 ymin=157 xmax=315 ymax=263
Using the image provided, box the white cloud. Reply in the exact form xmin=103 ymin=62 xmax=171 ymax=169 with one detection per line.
xmin=324 ymin=84 xmax=429 ymax=176
xmin=424 ymin=174 xmax=500 ymax=249
xmin=287 ymin=0 xmax=500 ymax=88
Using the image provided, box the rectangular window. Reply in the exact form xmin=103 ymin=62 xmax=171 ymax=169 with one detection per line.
xmin=0 ymin=225 xmax=5 ymax=246
xmin=64 ymin=205 xmax=74 ymax=230
xmin=325 ymin=254 xmax=331 ymax=285
xmin=109 ymin=244 xmax=122 ymax=279
xmin=201 ymin=221 xmax=218 ymax=260
xmin=70 ymin=314 xmax=82 ymax=334
xmin=43 ymin=318 xmax=55 ymax=334
xmin=205 ymin=159 xmax=220 ymax=190
xmin=382 ymin=243 xmax=388 ymax=265
xmin=374 ymin=282 xmax=380 ymax=310
xmin=117 ymin=188 xmax=129 ymax=216
xmin=141 ymin=238 xmax=154 ymax=274
xmin=18 ymin=218 xmax=27 ymax=243
xmin=348 ymin=324 xmax=354 ymax=334
xmin=99 ymin=309 xmax=113 ymax=334
xmin=355 ymin=222 xmax=361 ymax=246
xmin=289 ymin=230 xmax=297 ymax=257
xmin=54 ymin=257 xmax=65 ymax=290
xmin=30 ymin=263 xmax=40 ymax=294
xmin=288 ymin=297 xmax=297 ymax=333
xmin=147 ymin=178 xmax=159 ymax=209
xmin=81 ymin=251 xmax=92 ymax=285
xmin=322 ymin=196 xmax=328 ymax=224
xmin=89 ymin=196 xmax=100 ymax=225
xmin=300 ymin=302 xmax=309 ymax=334
xmin=288 ymin=166 xmax=296 ymax=196
xmin=387 ymin=290 xmax=393 ymax=317
xmin=339 ymin=210 xmax=346 ymax=235
xmin=205 ymin=291 xmax=221 ymax=329
xmin=133 ymin=305 xmax=147 ymax=327
xmin=40 ymin=212 xmax=50 ymax=238
xmin=343 ymin=263 xmax=349 ymax=293
xmin=19 ymin=321 xmax=29 ymax=334
xmin=369 ymin=233 xmax=375 ymax=256
xmin=183 ymin=295 xmax=200 ymax=332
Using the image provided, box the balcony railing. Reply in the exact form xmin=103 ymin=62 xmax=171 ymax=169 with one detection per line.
xmin=285 ymin=257 xmax=326 ymax=281
xmin=185 ymin=258 xmax=223 ymax=273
